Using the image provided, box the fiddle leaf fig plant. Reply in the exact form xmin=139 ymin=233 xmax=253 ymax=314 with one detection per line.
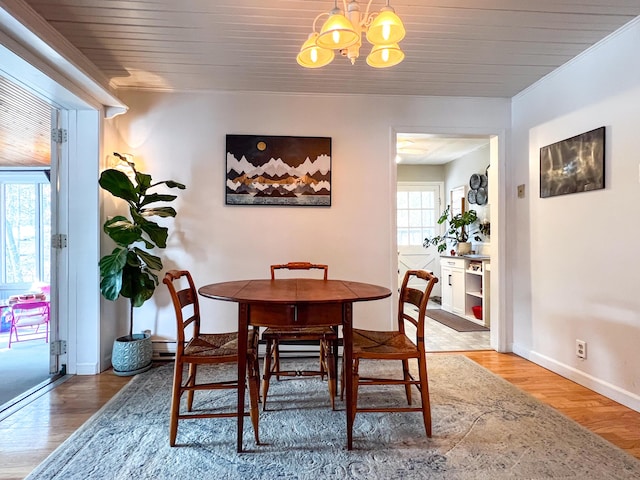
xmin=99 ymin=152 xmax=186 ymax=337
xmin=423 ymin=205 xmax=482 ymax=253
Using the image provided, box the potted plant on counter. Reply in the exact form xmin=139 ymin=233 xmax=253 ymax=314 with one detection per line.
xmin=99 ymin=152 xmax=186 ymax=376
xmin=423 ymin=205 xmax=481 ymax=255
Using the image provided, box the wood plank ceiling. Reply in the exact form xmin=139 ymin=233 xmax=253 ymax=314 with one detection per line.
xmin=0 ymin=75 xmax=51 ymax=168
xmin=19 ymin=0 xmax=640 ymax=98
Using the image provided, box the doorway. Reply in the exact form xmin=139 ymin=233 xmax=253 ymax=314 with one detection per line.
xmin=0 ymin=74 xmax=60 ymax=409
xmin=394 ymin=132 xmax=498 ymax=352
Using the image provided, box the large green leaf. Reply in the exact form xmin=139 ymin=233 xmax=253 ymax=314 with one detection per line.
xmin=98 ymin=247 xmax=128 ymax=277
xmin=100 ymin=271 xmax=123 ymax=301
xmin=140 ymin=206 xmax=177 ymax=218
xmin=99 ymin=169 xmax=137 ymax=203
xmin=134 ymin=247 xmax=163 ymax=271
xmin=140 ymin=193 xmax=177 ymax=207
xmin=120 ymin=263 xmax=156 ymax=307
xmin=132 ymin=216 xmax=168 ymax=248
xmin=104 ymin=216 xmax=142 ymax=245
xmin=135 ymin=172 xmax=152 ymax=193
xmin=162 ymin=180 xmax=186 ymax=190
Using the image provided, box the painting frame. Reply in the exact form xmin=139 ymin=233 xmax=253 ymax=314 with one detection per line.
xmin=539 ymin=126 xmax=605 ymax=199
xmin=225 ymin=134 xmax=332 ymax=206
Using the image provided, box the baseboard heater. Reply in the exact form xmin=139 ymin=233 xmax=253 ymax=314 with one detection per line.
xmin=153 ymin=339 xmax=344 ymax=361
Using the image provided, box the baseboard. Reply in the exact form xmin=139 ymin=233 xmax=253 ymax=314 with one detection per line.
xmin=75 ymin=362 xmax=100 ymax=375
xmin=521 ymin=348 xmax=640 ymax=413
xmin=152 ymin=340 xmax=177 ymax=361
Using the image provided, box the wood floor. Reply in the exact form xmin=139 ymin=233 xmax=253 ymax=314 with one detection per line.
xmin=1 ymin=351 xmax=638 ymax=480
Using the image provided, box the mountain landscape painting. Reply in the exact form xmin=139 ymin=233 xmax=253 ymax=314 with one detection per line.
xmin=226 ymin=135 xmax=331 ymax=206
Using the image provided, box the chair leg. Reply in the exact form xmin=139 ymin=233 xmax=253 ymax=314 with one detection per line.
xmin=261 ymin=339 xmax=274 ymax=410
xmin=248 ymin=353 xmax=260 ymax=444
xmin=169 ymin=359 xmax=183 ymax=447
xmin=8 ymin=324 xmax=15 ymax=348
xmin=339 ymin=355 xmax=345 ymax=401
xmin=187 ymin=363 xmax=197 ymax=411
xmin=324 ymin=341 xmax=336 ymax=410
xmin=351 ymin=358 xmax=360 ymax=424
xmin=274 ymin=340 xmax=281 ymax=380
xmin=319 ymin=340 xmax=327 ymax=380
xmin=418 ymin=357 xmax=432 ymax=437
xmin=402 ymin=359 xmax=412 ymax=405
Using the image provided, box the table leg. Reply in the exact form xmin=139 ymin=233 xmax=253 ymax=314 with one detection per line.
xmin=237 ymin=302 xmax=248 ymax=453
xmin=343 ymin=302 xmax=353 ymax=450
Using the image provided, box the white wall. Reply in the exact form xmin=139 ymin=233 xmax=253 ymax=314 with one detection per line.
xmin=511 ymin=18 xmax=640 ymax=410
xmin=109 ymin=91 xmax=510 ymax=350
xmin=444 ymin=144 xmax=491 ymax=244
xmin=397 ymin=164 xmax=445 ymax=182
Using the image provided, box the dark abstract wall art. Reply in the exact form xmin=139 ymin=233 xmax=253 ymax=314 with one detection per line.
xmin=540 ymin=127 xmax=605 ymax=198
xmin=226 ymin=135 xmax=331 ymax=206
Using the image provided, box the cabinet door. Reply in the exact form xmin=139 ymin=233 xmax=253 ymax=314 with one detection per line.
xmin=450 ymin=268 xmax=465 ymax=316
xmin=441 ymin=265 xmax=453 ymax=312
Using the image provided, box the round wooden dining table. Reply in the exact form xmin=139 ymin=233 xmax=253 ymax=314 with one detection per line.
xmin=198 ymin=278 xmax=392 ymax=452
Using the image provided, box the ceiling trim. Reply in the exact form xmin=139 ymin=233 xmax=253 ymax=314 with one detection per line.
xmin=513 ymin=14 xmax=640 ymax=101
xmin=0 ymin=0 xmax=127 ymax=117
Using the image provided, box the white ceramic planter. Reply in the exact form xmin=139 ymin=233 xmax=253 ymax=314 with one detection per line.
xmin=111 ymin=332 xmax=153 ymax=376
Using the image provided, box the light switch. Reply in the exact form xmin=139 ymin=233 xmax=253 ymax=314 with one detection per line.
xmin=517 ymin=184 xmax=525 ymax=198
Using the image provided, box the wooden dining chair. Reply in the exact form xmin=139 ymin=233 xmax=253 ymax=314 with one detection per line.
xmin=261 ymin=262 xmax=339 ymax=410
xmin=342 ymin=269 xmax=438 ymax=438
xmin=163 ymin=270 xmax=260 ymax=447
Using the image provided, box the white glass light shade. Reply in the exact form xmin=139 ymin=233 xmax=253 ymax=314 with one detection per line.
xmin=316 ymin=11 xmax=359 ymax=50
xmin=366 ymin=8 xmax=406 ymax=45
xmin=366 ymin=43 xmax=404 ymax=68
xmin=297 ymin=33 xmax=335 ymax=68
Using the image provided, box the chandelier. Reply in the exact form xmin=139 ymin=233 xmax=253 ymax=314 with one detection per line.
xmin=297 ymin=0 xmax=406 ymax=69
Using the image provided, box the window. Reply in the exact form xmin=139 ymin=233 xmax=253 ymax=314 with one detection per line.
xmin=1 ymin=171 xmax=51 ymax=290
xmin=397 ymin=184 xmax=440 ymax=246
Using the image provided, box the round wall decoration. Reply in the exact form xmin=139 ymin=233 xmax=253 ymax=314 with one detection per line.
xmin=469 ymin=173 xmax=481 ymax=190
xmin=468 ymin=168 xmax=489 ymax=206
xmin=476 ymin=187 xmax=488 ymax=205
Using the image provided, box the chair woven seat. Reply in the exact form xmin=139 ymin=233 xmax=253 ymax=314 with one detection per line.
xmin=352 ymin=328 xmax=418 ymax=357
xmin=184 ymin=331 xmax=255 ymax=359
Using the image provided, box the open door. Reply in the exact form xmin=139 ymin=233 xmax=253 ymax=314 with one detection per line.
xmin=48 ymin=108 xmax=63 ymax=375
xmin=397 ymin=182 xmax=443 ymax=293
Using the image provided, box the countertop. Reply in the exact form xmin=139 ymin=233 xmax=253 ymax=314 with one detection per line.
xmin=441 ymin=254 xmax=490 ymax=260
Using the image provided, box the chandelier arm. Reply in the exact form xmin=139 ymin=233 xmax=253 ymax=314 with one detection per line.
xmin=312 ymin=12 xmax=330 ymax=32
xmin=362 ymin=0 xmax=377 ymax=27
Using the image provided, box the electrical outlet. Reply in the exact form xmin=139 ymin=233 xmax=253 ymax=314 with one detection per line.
xmin=576 ymin=339 xmax=587 ymax=359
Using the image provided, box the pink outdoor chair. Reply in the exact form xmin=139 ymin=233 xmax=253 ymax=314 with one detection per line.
xmin=8 ymin=300 xmax=50 ymax=348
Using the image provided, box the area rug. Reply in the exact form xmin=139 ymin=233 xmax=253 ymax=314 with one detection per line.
xmin=26 ymin=356 xmax=640 ymax=480
xmin=427 ymin=308 xmax=489 ymax=332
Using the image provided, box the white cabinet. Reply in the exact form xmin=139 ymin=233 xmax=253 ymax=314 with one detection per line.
xmin=440 ymin=258 xmax=465 ymax=316
xmin=440 ymin=257 xmax=490 ymax=327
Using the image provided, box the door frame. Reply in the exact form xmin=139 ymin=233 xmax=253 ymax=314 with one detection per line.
xmin=390 ymin=127 xmax=508 ymax=353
